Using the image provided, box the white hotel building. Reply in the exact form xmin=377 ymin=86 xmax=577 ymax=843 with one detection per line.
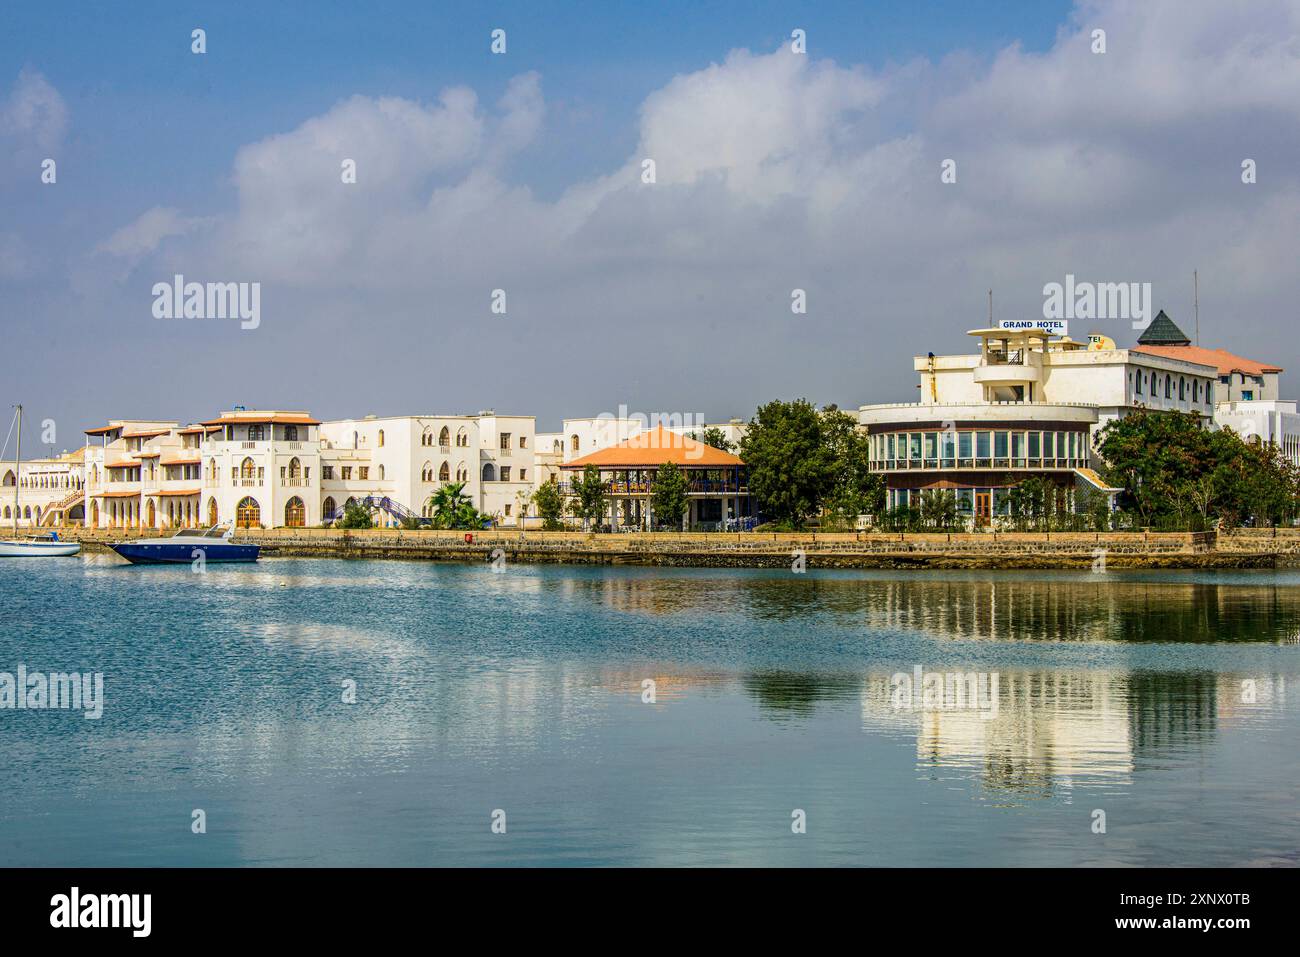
xmin=2 ymin=448 xmax=87 ymax=528
xmin=859 ymin=317 xmax=1219 ymax=524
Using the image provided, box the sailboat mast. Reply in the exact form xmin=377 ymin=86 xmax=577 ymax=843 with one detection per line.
xmin=13 ymin=405 xmax=20 ymax=536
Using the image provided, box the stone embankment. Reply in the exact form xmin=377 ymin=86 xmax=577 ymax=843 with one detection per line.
xmin=57 ymin=526 xmax=1300 ymax=569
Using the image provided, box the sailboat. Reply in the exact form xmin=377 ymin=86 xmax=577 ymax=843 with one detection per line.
xmin=0 ymin=405 xmax=81 ymax=557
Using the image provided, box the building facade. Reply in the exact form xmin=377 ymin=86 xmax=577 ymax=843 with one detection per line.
xmin=2 ymin=448 xmax=86 ymax=528
xmin=859 ymin=323 xmax=1219 ymax=523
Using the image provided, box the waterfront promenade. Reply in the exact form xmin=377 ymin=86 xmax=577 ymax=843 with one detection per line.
xmin=49 ymin=526 xmax=1300 ymax=569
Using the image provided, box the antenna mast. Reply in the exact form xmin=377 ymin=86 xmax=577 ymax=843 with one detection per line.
xmin=1193 ymin=269 xmax=1200 ymax=346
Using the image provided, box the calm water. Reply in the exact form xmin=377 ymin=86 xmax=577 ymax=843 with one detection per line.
xmin=1 ymin=555 xmax=1298 ymax=866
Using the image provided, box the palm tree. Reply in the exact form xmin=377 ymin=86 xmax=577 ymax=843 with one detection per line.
xmin=426 ymin=481 xmax=485 ymax=530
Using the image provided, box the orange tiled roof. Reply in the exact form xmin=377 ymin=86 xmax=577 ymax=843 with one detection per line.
xmin=96 ymin=489 xmax=141 ymax=498
xmin=563 ymin=426 xmax=744 ymax=469
xmin=84 ymin=425 xmax=118 ymax=436
xmin=175 ymin=427 xmax=206 ymax=435
xmin=106 ymin=459 xmax=139 ymax=469
xmin=137 ymin=451 xmax=161 ymax=458
xmin=1134 ymin=344 xmax=1282 ymax=376
xmin=160 ymin=455 xmax=201 ymax=465
xmin=122 ymin=428 xmax=172 ymax=438
xmin=157 ymin=489 xmax=201 ymax=497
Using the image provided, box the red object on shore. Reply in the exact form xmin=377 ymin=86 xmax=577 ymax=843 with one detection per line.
xmin=464 ymin=533 xmax=474 ymax=543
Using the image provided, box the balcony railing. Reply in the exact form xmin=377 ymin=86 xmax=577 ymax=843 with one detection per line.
xmin=874 ymin=458 xmax=1089 ymax=471
xmin=283 ymin=477 xmax=308 ymax=487
xmin=237 ymin=477 xmax=261 ymax=487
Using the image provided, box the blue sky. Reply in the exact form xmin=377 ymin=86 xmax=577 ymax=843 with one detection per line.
xmin=2 ymin=0 xmax=1298 ymax=447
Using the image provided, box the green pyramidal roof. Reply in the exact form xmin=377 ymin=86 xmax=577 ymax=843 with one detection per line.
xmin=1136 ymin=309 xmax=1191 ymax=346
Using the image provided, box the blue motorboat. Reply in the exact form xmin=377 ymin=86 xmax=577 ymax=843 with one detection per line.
xmin=109 ymin=524 xmax=260 ymax=564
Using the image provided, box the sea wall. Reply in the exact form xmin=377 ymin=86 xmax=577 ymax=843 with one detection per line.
xmin=58 ymin=526 xmax=1290 ymax=569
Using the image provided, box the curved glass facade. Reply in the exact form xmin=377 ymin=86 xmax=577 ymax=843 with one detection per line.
xmin=870 ymin=427 xmax=1091 ymax=471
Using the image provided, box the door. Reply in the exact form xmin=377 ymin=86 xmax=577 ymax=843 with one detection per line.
xmin=975 ymin=492 xmax=992 ymax=528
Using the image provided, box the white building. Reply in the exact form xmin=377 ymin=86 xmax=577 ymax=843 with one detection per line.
xmin=1131 ymin=310 xmax=1300 ymax=466
xmin=80 ymin=407 xmax=540 ymax=530
xmin=2 ymin=448 xmax=86 ymax=528
xmin=859 ymin=321 xmax=1218 ymax=523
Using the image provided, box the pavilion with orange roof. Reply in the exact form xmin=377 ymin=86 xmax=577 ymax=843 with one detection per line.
xmin=559 ymin=425 xmax=754 ymax=530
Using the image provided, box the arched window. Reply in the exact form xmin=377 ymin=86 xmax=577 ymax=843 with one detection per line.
xmin=571 ymin=434 xmax=580 ymax=452
xmin=207 ymin=498 xmax=218 ymax=526
xmin=322 ymin=496 xmax=336 ymax=520
xmin=1 ymin=470 xmax=13 ymax=486
xmin=285 ymin=497 xmax=306 ymax=528
xmin=421 ymin=461 xmax=432 ymax=482
xmin=456 ymin=427 xmax=468 ymax=447
xmin=482 ymin=463 xmax=495 ymax=482
xmin=378 ymin=430 xmax=385 ymax=448
xmin=2 ymin=505 xmax=8 ymax=518
xmin=288 ymin=457 xmax=302 ymax=478
xmin=421 ymin=429 xmax=431 ymax=446
xmin=240 ymin=457 xmax=256 ymax=478
xmin=236 ymin=497 xmax=260 ymax=529
xmin=378 ymin=465 xmax=385 ymax=480
xmin=439 ymin=426 xmax=450 ymax=447
xmin=439 ymin=461 xmax=450 ymax=482
xmin=456 ymin=462 xmax=467 ymax=482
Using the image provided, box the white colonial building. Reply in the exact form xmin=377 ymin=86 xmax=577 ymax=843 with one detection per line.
xmin=2 ymin=448 xmax=86 ymax=528
xmin=1131 ymin=310 xmax=1300 ymax=466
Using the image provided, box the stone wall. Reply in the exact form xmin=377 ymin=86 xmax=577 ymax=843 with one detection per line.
xmin=57 ymin=525 xmax=1283 ymax=569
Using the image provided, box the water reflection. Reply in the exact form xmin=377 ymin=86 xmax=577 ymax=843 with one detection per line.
xmin=576 ymin=571 xmax=1300 ymax=643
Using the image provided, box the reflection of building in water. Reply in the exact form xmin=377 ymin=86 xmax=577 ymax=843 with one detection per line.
xmin=1125 ymin=671 xmax=1218 ymax=761
xmin=862 ymin=670 xmax=1134 ymax=794
xmin=858 ymin=578 xmax=1300 ymax=644
xmin=1215 ymin=672 xmax=1286 ymax=723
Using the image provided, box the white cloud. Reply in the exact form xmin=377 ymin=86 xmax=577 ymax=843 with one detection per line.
xmin=85 ymin=0 xmax=1300 ymax=419
xmin=0 ymin=69 xmax=67 ymax=172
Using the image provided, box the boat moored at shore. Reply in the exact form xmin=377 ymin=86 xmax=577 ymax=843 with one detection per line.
xmin=108 ymin=525 xmax=259 ymax=564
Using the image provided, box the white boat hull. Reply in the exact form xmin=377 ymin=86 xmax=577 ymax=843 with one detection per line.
xmin=0 ymin=540 xmax=81 ymax=557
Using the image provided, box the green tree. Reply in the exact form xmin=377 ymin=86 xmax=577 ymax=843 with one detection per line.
xmin=918 ymin=489 xmax=958 ymax=529
xmin=819 ymin=405 xmax=884 ymax=526
xmin=1097 ymin=411 xmax=1299 ymax=528
xmin=688 ymin=427 xmax=735 ymax=454
xmin=570 ymin=465 xmax=608 ymax=530
xmin=337 ymin=499 xmax=373 ymax=529
xmin=426 ymin=481 xmax=488 ymax=530
xmin=532 ymin=480 xmax=566 ymax=530
xmin=650 ymin=461 xmax=689 ymax=530
xmin=741 ymin=399 xmax=834 ymax=528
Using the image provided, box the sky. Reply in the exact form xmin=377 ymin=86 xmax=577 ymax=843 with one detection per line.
xmin=2 ymin=0 xmax=1299 ymax=452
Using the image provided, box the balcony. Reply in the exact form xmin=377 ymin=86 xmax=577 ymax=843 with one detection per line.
xmin=283 ymin=477 xmax=309 ymax=487
xmin=972 ymin=362 xmax=1041 ymax=386
xmin=237 ymin=477 xmax=261 ymax=487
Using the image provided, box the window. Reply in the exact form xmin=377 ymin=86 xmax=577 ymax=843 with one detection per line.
xmin=439 ymin=461 xmax=450 ymax=481
xmin=504 ymin=504 xmax=512 ymax=516
xmin=378 ymin=465 xmax=385 ymax=480
xmin=1135 ymin=373 xmax=1143 ymax=396
xmin=285 ymin=425 xmax=299 ymax=441
xmin=520 ymin=469 xmax=527 ymax=481
xmin=378 ymin=430 xmax=384 ymax=448
xmin=1165 ymin=375 xmax=1173 ymax=399
xmin=323 ymin=465 xmax=334 ymax=480
xmin=994 ymin=431 xmax=1008 ymax=459
xmin=1028 ymin=431 xmax=1040 ymax=459
xmin=975 ymin=432 xmax=990 ymax=459
xmin=924 ymin=432 xmax=937 ymax=462
xmin=958 ymin=432 xmax=972 ymax=460
xmin=501 ymin=467 xmax=512 ymax=482
xmin=500 ymin=433 xmax=511 ymax=450
xmin=359 ymin=467 xmax=369 ymax=480
xmin=1242 ymin=390 xmax=1255 ymax=401
xmin=341 ymin=467 xmax=352 ymax=480
xmin=248 ymin=425 xmax=266 ymax=441
xmin=482 ymin=463 xmax=496 ymax=482
xmin=1179 ymin=377 xmax=1186 ymax=400
xmin=571 ymin=434 xmax=580 ymax=452
xmin=519 ymin=436 xmax=528 ymax=449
